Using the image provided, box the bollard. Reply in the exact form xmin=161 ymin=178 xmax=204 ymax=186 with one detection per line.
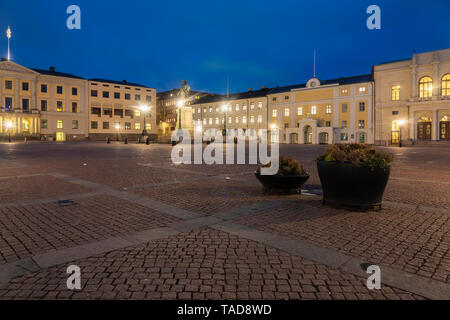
xmin=124 ymin=138 xmax=128 ymax=144
xmin=106 ymin=137 xmax=110 ymax=144
xmin=146 ymin=137 xmax=150 ymax=145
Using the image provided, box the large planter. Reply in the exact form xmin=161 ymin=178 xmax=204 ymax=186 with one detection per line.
xmin=255 ymin=172 xmax=310 ymax=194
xmin=317 ymin=161 xmax=390 ymax=211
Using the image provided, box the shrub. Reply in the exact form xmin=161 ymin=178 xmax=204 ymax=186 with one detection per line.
xmin=257 ymin=156 xmax=306 ymax=176
xmin=316 ymin=144 xmax=393 ymax=169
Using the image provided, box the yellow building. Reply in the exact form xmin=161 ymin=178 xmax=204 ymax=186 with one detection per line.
xmin=374 ymin=48 xmax=450 ymax=145
xmin=267 ymin=75 xmax=374 ymax=144
xmin=88 ymin=79 xmax=157 ymax=140
xmin=0 ymin=60 xmax=88 ymax=141
xmin=191 ymin=87 xmax=271 ymax=138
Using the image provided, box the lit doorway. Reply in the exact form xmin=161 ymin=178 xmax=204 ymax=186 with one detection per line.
xmin=56 ymin=132 xmax=66 ymax=142
xmin=303 ymin=126 xmax=312 ymax=144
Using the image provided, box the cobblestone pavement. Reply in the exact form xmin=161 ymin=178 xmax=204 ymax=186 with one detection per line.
xmin=0 ymin=142 xmax=449 ymax=300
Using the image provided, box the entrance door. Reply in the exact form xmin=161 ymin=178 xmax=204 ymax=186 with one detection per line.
xmin=417 ymin=122 xmax=431 ymax=140
xmin=303 ymin=126 xmax=312 ymax=144
xmin=391 ymin=131 xmax=400 ymax=145
xmin=319 ymin=132 xmax=329 ymax=144
xmin=289 ymin=133 xmax=298 ymax=144
xmin=56 ymin=132 xmax=66 ymax=142
xmin=440 ymin=122 xmax=450 ymax=140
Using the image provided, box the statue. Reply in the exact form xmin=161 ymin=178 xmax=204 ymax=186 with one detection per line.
xmin=178 ymin=80 xmax=191 ymax=100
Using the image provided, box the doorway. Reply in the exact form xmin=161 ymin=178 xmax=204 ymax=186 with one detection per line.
xmin=303 ymin=126 xmax=312 ymax=144
xmin=417 ymin=122 xmax=431 ymax=140
xmin=56 ymin=132 xmax=66 ymax=142
xmin=318 ymin=132 xmax=329 ymax=144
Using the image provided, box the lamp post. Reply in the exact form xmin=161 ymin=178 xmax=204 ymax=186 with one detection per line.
xmin=221 ymin=104 xmax=227 ymax=136
xmin=5 ymin=121 xmax=13 ymax=143
xmin=139 ymin=105 xmax=150 ymax=136
xmin=398 ymin=119 xmax=406 ymax=148
xmin=177 ymin=99 xmax=184 ymax=130
xmin=115 ymin=123 xmax=120 ymax=141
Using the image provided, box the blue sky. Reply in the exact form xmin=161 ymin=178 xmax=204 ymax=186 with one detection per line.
xmin=0 ymin=0 xmax=449 ymax=93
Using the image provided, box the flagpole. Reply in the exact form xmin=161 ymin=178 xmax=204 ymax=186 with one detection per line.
xmin=6 ymin=26 xmax=11 ymax=61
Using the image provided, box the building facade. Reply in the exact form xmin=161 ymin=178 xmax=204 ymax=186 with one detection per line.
xmin=88 ymin=79 xmax=157 ymax=141
xmin=267 ymin=75 xmax=374 ymax=144
xmin=191 ymin=87 xmax=271 ymax=139
xmin=374 ymin=48 xmax=450 ymax=145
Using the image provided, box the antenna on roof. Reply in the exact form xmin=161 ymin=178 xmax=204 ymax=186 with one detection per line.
xmin=313 ymin=49 xmax=317 ymax=78
xmin=227 ymin=76 xmax=230 ymax=98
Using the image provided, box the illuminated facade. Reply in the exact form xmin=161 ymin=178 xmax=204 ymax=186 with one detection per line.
xmin=88 ymin=79 xmax=157 ymax=140
xmin=374 ymin=48 xmax=450 ymax=145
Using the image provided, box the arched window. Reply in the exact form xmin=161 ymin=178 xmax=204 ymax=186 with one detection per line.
xmin=441 ymin=74 xmax=450 ymax=97
xmin=419 ymin=76 xmax=433 ymax=98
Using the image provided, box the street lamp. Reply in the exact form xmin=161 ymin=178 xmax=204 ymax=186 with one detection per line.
xmin=139 ymin=105 xmax=150 ymax=136
xmin=398 ymin=119 xmax=406 ymax=148
xmin=5 ymin=121 xmax=13 ymax=143
xmin=177 ymin=99 xmax=184 ymax=130
xmin=221 ymin=104 xmax=228 ymax=136
xmin=115 ymin=123 xmax=121 ymax=141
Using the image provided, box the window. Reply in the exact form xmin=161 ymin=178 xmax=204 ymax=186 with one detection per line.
xmin=209 ymin=118 xmax=212 ymax=125
xmin=250 ymin=116 xmax=255 ymax=123
xmin=340 ymin=133 xmax=348 ymax=141
xmin=72 ymin=102 xmax=77 ymax=113
xmin=135 ymin=110 xmax=141 ymax=117
xmin=257 ymin=115 xmax=262 ymax=123
xmin=41 ymin=100 xmax=47 ymax=111
xmin=5 ymin=97 xmax=12 ymax=110
xmin=103 ymin=122 xmax=110 ymax=129
xmin=22 ymin=82 xmax=29 ymax=91
xmin=342 ymin=104 xmax=348 ymax=113
xmin=258 ymin=102 xmax=262 ymax=109
xmin=103 ymin=91 xmax=109 ymax=98
xmin=135 ymin=94 xmax=141 ymax=101
xmin=359 ymin=133 xmax=366 ymax=143
xmin=72 ymin=87 xmax=78 ymax=96
xmin=441 ymin=74 xmax=450 ymax=96
xmin=146 ymin=123 xmax=151 ymax=130
xmin=325 ymin=121 xmax=331 ymax=127
xmin=392 ymin=120 xmax=399 ymax=131
xmin=91 ymin=107 xmax=101 ymax=115
xmin=57 ymin=101 xmax=63 ymax=112
xmin=197 ymin=108 xmax=200 ymax=114
xmin=419 ymin=76 xmax=433 ymax=98
xmin=242 ymin=116 xmax=247 ymax=124
xmin=41 ymin=119 xmax=48 ymax=129
xmin=250 ymin=103 xmax=255 ymax=109
xmin=297 ymin=107 xmax=303 ymax=115
xmin=284 ymin=108 xmax=289 ymax=117
xmin=392 ymin=111 xmax=399 ymax=115
xmin=341 ymin=120 xmax=347 ymax=128
xmin=72 ymin=120 xmax=78 ymax=129
xmin=341 ymin=88 xmax=348 ymax=94
xmin=91 ymin=90 xmax=98 ymax=97
xmin=91 ymin=121 xmax=98 ymax=129
xmin=57 ymin=120 xmax=63 ymax=129
xmin=146 ymin=96 xmax=151 ymax=102
xmin=209 ymin=107 xmax=212 ymax=113
xmin=359 ymin=102 xmax=365 ymax=112
xmin=311 ymin=106 xmax=317 ymax=115
xmin=5 ymin=80 xmax=12 ymax=90
xmin=391 ymin=85 xmax=400 ymax=101
xmin=358 ymin=120 xmax=365 ymax=129
xmin=203 ymin=118 xmax=207 ymax=125
xmin=22 ymin=99 xmax=29 ymax=111
xmin=57 ymin=86 xmax=63 ymax=94
xmin=235 ymin=117 xmax=239 ymax=124
xmin=215 ymin=117 xmax=219 ymax=125
xmin=135 ymin=123 xmax=141 ymax=130
xmin=272 ymin=109 xmax=277 ymax=117
xmin=243 ymin=105 xmax=247 ymax=110
xmin=235 ymin=104 xmax=239 ymax=111
xmin=114 ymin=92 xmax=120 ymax=99
xmin=359 ymin=87 xmax=366 ymax=93
xmin=125 ymin=122 xmax=131 ymax=130
xmin=41 ymin=84 xmax=47 ymax=93
xmin=103 ymin=108 xmax=112 ymax=116
xmin=285 ymin=95 xmax=289 ymax=100
xmin=272 ymin=97 xmax=277 ymax=102
xmin=125 ymin=93 xmax=131 ymax=100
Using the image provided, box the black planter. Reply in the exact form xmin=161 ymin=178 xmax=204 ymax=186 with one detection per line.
xmin=317 ymin=161 xmax=390 ymax=211
xmin=255 ymin=172 xmax=310 ymax=194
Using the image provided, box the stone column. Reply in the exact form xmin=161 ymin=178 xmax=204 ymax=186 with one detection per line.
xmin=432 ymin=109 xmax=439 ymax=141
xmin=409 ymin=110 xmax=415 ymax=140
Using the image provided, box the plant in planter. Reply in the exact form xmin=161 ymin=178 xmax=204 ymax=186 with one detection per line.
xmin=255 ymin=156 xmax=310 ymax=194
xmin=316 ymin=144 xmax=393 ymax=211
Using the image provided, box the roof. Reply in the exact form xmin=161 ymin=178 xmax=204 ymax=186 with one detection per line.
xmin=192 ymin=87 xmax=272 ymax=105
xmin=157 ymin=88 xmax=213 ymax=99
xmin=89 ymin=78 xmax=152 ymax=89
xmin=31 ymin=68 xmax=85 ymax=80
xmin=268 ymin=74 xmax=373 ymax=94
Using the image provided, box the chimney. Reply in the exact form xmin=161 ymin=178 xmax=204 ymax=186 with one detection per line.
xmin=1 ymin=57 xmax=7 ymax=62
xmin=249 ymin=88 xmax=253 ymax=92
xmin=122 ymin=80 xmax=127 ymax=83
xmin=261 ymin=86 xmax=266 ymax=89
xmin=49 ymin=66 xmax=55 ymax=72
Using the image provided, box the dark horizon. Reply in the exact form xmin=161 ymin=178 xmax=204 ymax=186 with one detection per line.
xmin=1 ymin=0 xmax=449 ymax=94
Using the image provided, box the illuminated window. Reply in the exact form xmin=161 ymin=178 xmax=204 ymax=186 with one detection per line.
xmin=197 ymin=108 xmax=200 ymax=113
xmin=358 ymin=120 xmax=365 ymax=129
xmin=250 ymin=103 xmax=255 ymax=109
xmin=203 ymin=118 xmax=206 ymax=125
xmin=235 ymin=117 xmax=239 ymax=124
xmin=146 ymin=123 xmax=151 ymax=130
xmin=341 ymin=88 xmax=348 ymax=94
xmin=242 ymin=116 xmax=247 ymax=124
xmin=243 ymin=105 xmax=247 ymax=110
xmin=135 ymin=123 xmax=141 ymax=130
xmin=311 ymin=106 xmax=317 ymax=115
xmin=57 ymin=120 xmax=63 ymax=129
xmin=209 ymin=118 xmax=212 ymax=124
xmin=250 ymin=116 xmax=255 ymax=123
xmin=135 ymin=111 xmax=141 ymax=117
xmin=215 ymin=117 xmax=219 ymax=124
xmin=125 ymin=122 xmax=131 ymax=130
xmin=284 ymin=108 xmax=289 ymax=117
xmin=228 ymin=117 xmax=232 ymax=124
xmin=257 ymin=115 xmax=262 ymax=123
xmin=57 ymin=101 xmax=63 ymax=112
xmin=441 ymin=74 xmax=450 ymax=96
xmin=297 ymin=107 xmax=303 ymax=115
xmin=359 ymin=87 xmax=366 ymax=93
xmin=235 ymin=104 xmax=239 ymax=111
xmin=215 ymin=107 xmax=219 ymax=112
xmin=258 ymin=102 xmax=262 ymax=109
xmin=419 ymin=76 xmax=433 ymax=98
xmin=391 ymin=85 xmax=400 ymax=101
xmin=326 ymin=105 xmax=332 ymax=114
xmin=209 ymin=107 xmax=212 ymax=113
xmin=392 ymin=120 xmax=399 ymax=131
xmin=272 ymin=109 xmax=277 ymax=117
